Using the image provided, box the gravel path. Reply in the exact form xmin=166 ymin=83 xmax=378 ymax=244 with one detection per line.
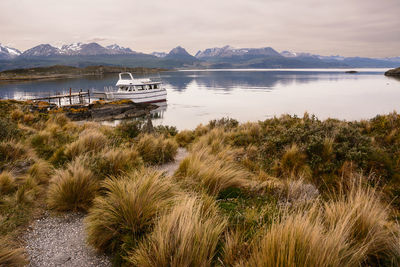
xmin=24 ymin=212 xmax=111 ymax=267
xmin=156 ymin=147 xmax=188 ymax=176
xmin=23 ymin=148 xmax=188 ymax=267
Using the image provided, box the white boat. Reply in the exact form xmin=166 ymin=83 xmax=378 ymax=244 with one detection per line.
xmin=93 ymin=72 xmax=167 ymax=104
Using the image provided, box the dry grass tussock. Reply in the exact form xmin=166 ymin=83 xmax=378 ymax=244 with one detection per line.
xmin=47 ymin=159 xmax=98 ymax=211
xmin=273 ymin=144 xmax=312 ymax=179
xmin=246 ymin=209 xmax=349 ymax=267
xmin=28 ymin=159 xmax=53 ymax=184
xmin=0 ymin=140 xmax=35 ymax=167
xmin=0 ymin=171 xmax=16 ymax=195
xmin=136 ymin=134 xmax=178 ymax=165
xmin=91 ymin=147 xmax=143 ymax=179
xmin=0 ymin=239 xmax=27 ymax=267
xmin=323 ymin=176 xmax=400 ymax=265
xmin=175 ymin=149 xmax=251 ymax=195
xmin=130 ymin=196 xmax=226 ymax=267
xmin=246 ymin=175 xmax=400 ymax=267
xmin=65 ymin=130 xmax=107 ymax=159
xmin=85 ymin=168 xmax=180 ymax=253
xmin=175 ymin=130 xmax=195 ymax=147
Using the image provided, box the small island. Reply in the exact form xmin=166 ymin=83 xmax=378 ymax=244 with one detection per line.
xmin=384 ymin=67 xmax=400 ymax=77
xmin=345 ymin=70 xmax=358 ymax=74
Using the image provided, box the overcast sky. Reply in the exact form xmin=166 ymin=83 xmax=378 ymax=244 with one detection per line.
xmin=0 ymin=0 xmax=399 ymax=57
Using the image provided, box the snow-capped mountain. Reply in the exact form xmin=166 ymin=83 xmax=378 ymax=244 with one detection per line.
xmin=280 ymin=50 xmax=345 ymax=61
xmin=151 ymin=52 xmax=167 ymax=58
xmin=21 ymin=44 xmax=61 ymax=57
xmin=195 ymin=45 xmax=281 ymax=58
xmin=106 ymin=44 xmax=134 ymax=54
xmin=0 ymin=43 xmax=21 ymax=59
xmin=19 ymin=42 xmax=136 ymax=57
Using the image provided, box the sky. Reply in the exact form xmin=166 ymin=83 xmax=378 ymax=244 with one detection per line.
xmin=0 ymin=0 xmax=399 ymax=57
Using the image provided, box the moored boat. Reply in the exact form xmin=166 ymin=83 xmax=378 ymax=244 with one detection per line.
xmin=93 ymin=72 xmax=167 ymax=104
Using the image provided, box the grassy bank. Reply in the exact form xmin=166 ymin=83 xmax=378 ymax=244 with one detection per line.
xmin=1 ymin=99 xmax=400 ymax=266
xmin=0 ymin=65 xmax=167 ymax=81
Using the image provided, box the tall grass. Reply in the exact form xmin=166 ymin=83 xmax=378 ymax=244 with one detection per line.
xmin=0 ymin=240 xmax=27 ymax=267
xmin=136 ymin=134 xmax=178 ymax=165
xmin=47 ymin=159 xmax=98 ymax=211
xmin=65 ymin=130 xmax=107 ymax=159
xmin=0 ymin=171 xmax=16 ymax=195
xmin=323 ymin=177 xmax=400 ymax=265
xmin=129 ymin=196 xmax=226 ymax=267
xmin=91 ymin=147 xmax=143 ymax=179
xmin=175 ymin=149 xmax=250 ymax=195
xmin=85 ymin=168 xmax=180 ymax=254
xmin=175 ymin=130 xmax=195 ymax=147
xmin=28 ymin=159 xmax=53 ymax=184
xmin=246 ymin=211 xmax=348 ymax=267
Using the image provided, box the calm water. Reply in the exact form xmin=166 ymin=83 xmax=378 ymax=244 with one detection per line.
xmin=1 ymin=69 xmax=399 ymax=129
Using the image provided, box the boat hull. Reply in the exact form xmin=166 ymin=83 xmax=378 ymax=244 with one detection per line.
xmin=93 ymin=88 xmax=167 ymax=104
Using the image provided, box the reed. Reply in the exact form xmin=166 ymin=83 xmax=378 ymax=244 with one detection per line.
xmin=0 ymin=240 xmax=27 ymax=267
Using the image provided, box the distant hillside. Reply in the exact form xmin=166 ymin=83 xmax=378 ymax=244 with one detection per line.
xmin=0 ymin=65 xmax=166 ymax=81
xmin=0 ymin=42 xmax=399 ymax=71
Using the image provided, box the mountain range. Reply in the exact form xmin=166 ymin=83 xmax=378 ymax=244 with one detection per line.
xmin=0 ymin=42 xmax=399 ymax=71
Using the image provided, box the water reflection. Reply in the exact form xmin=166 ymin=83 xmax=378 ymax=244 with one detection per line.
xmin=0 ymin=69 xmax=399 ymax=129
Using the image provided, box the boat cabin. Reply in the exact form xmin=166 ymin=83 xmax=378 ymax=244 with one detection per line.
xmin=116 ymin=72 xmax=162 ymax=92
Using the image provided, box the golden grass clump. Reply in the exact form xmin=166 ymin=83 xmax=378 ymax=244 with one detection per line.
xmin=85 ymin=168 xmax=180 ymax=253
xmin=246 ymin=211 xmax=348 ymax=267
xmin=0 ymin=240 xmax=27 ymax=267
xmin=129 ymin=196 xmax=226 ymax=267
xmin=46 ymin=113 xmax=70 ymax=127
xmin=28 ymin=159 xmax=53 ymax=184
xmin=136 ymin=134 xmax=178 ymax=164
xmin=65 ymin=130 xmax=107 ymax=159
xmin=0 ymin=171 xmax=16 ymax=195
xmin=10 ymin=109 xmax=24 ymax=122
xmin=323 ymin=177 xmax=400 ymax=265
xmin=47 ymin=159 xmax=98 ymax=211
xmin=175 ymin=130 xmax=195 ymax=147
xmin=175 ymin=149 xmax=250 ymax=195
xmin=93 ymin=147 xmax=143 ymax=178
xmin=274 ymin=144 xmax=311 ymax=179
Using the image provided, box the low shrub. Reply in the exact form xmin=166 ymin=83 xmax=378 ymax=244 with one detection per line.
xmin=130 ymin=196 xmax=226 ymax=267
xmin=136 ymin=134 xmax=178 ymax=165
xmin=85 ymin=168 xmax=179 ymax=255
xmin=0 ymin=119 xmax=20 ymax=142
xmin=47 ymin=160 xmax=98 ymax=211
xmin=116 ymin=120 xmax=144 ymax=139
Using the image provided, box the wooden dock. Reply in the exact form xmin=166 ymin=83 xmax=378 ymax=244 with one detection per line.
xmin=30 ymin=88 xmax=91 ymax=106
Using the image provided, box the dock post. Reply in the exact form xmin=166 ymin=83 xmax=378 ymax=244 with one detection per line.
xmin=88 ymin=90 xmax=90 ymax=104
xmin=58 ymin=92 xmax=61 ymax=106
xmin=69 ymin=88 xmax=72 ymax=105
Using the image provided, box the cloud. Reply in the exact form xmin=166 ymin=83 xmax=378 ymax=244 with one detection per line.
xmin=0 ymin=0 xmax=398 ymax=57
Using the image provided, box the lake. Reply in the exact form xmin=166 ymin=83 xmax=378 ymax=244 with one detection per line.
xmin=1 ymin=68 xmax=399 ymax=129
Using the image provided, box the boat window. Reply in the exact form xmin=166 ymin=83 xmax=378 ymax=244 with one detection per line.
xmin=149 ymin=85 xmax=153 ymax=90
xmin=137 ymin=85 xmax=144 ymax=91
xmin=154 ymin=84 xmax=158 ymax=89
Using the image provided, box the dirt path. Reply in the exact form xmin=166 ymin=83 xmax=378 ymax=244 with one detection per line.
xmin=24 ymin=147 xmax=188 ymax=266
xmin=24 ymin=212 xmax=111 ymax=267
xmin=156 ymin=147 xmax=188 ymax=176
